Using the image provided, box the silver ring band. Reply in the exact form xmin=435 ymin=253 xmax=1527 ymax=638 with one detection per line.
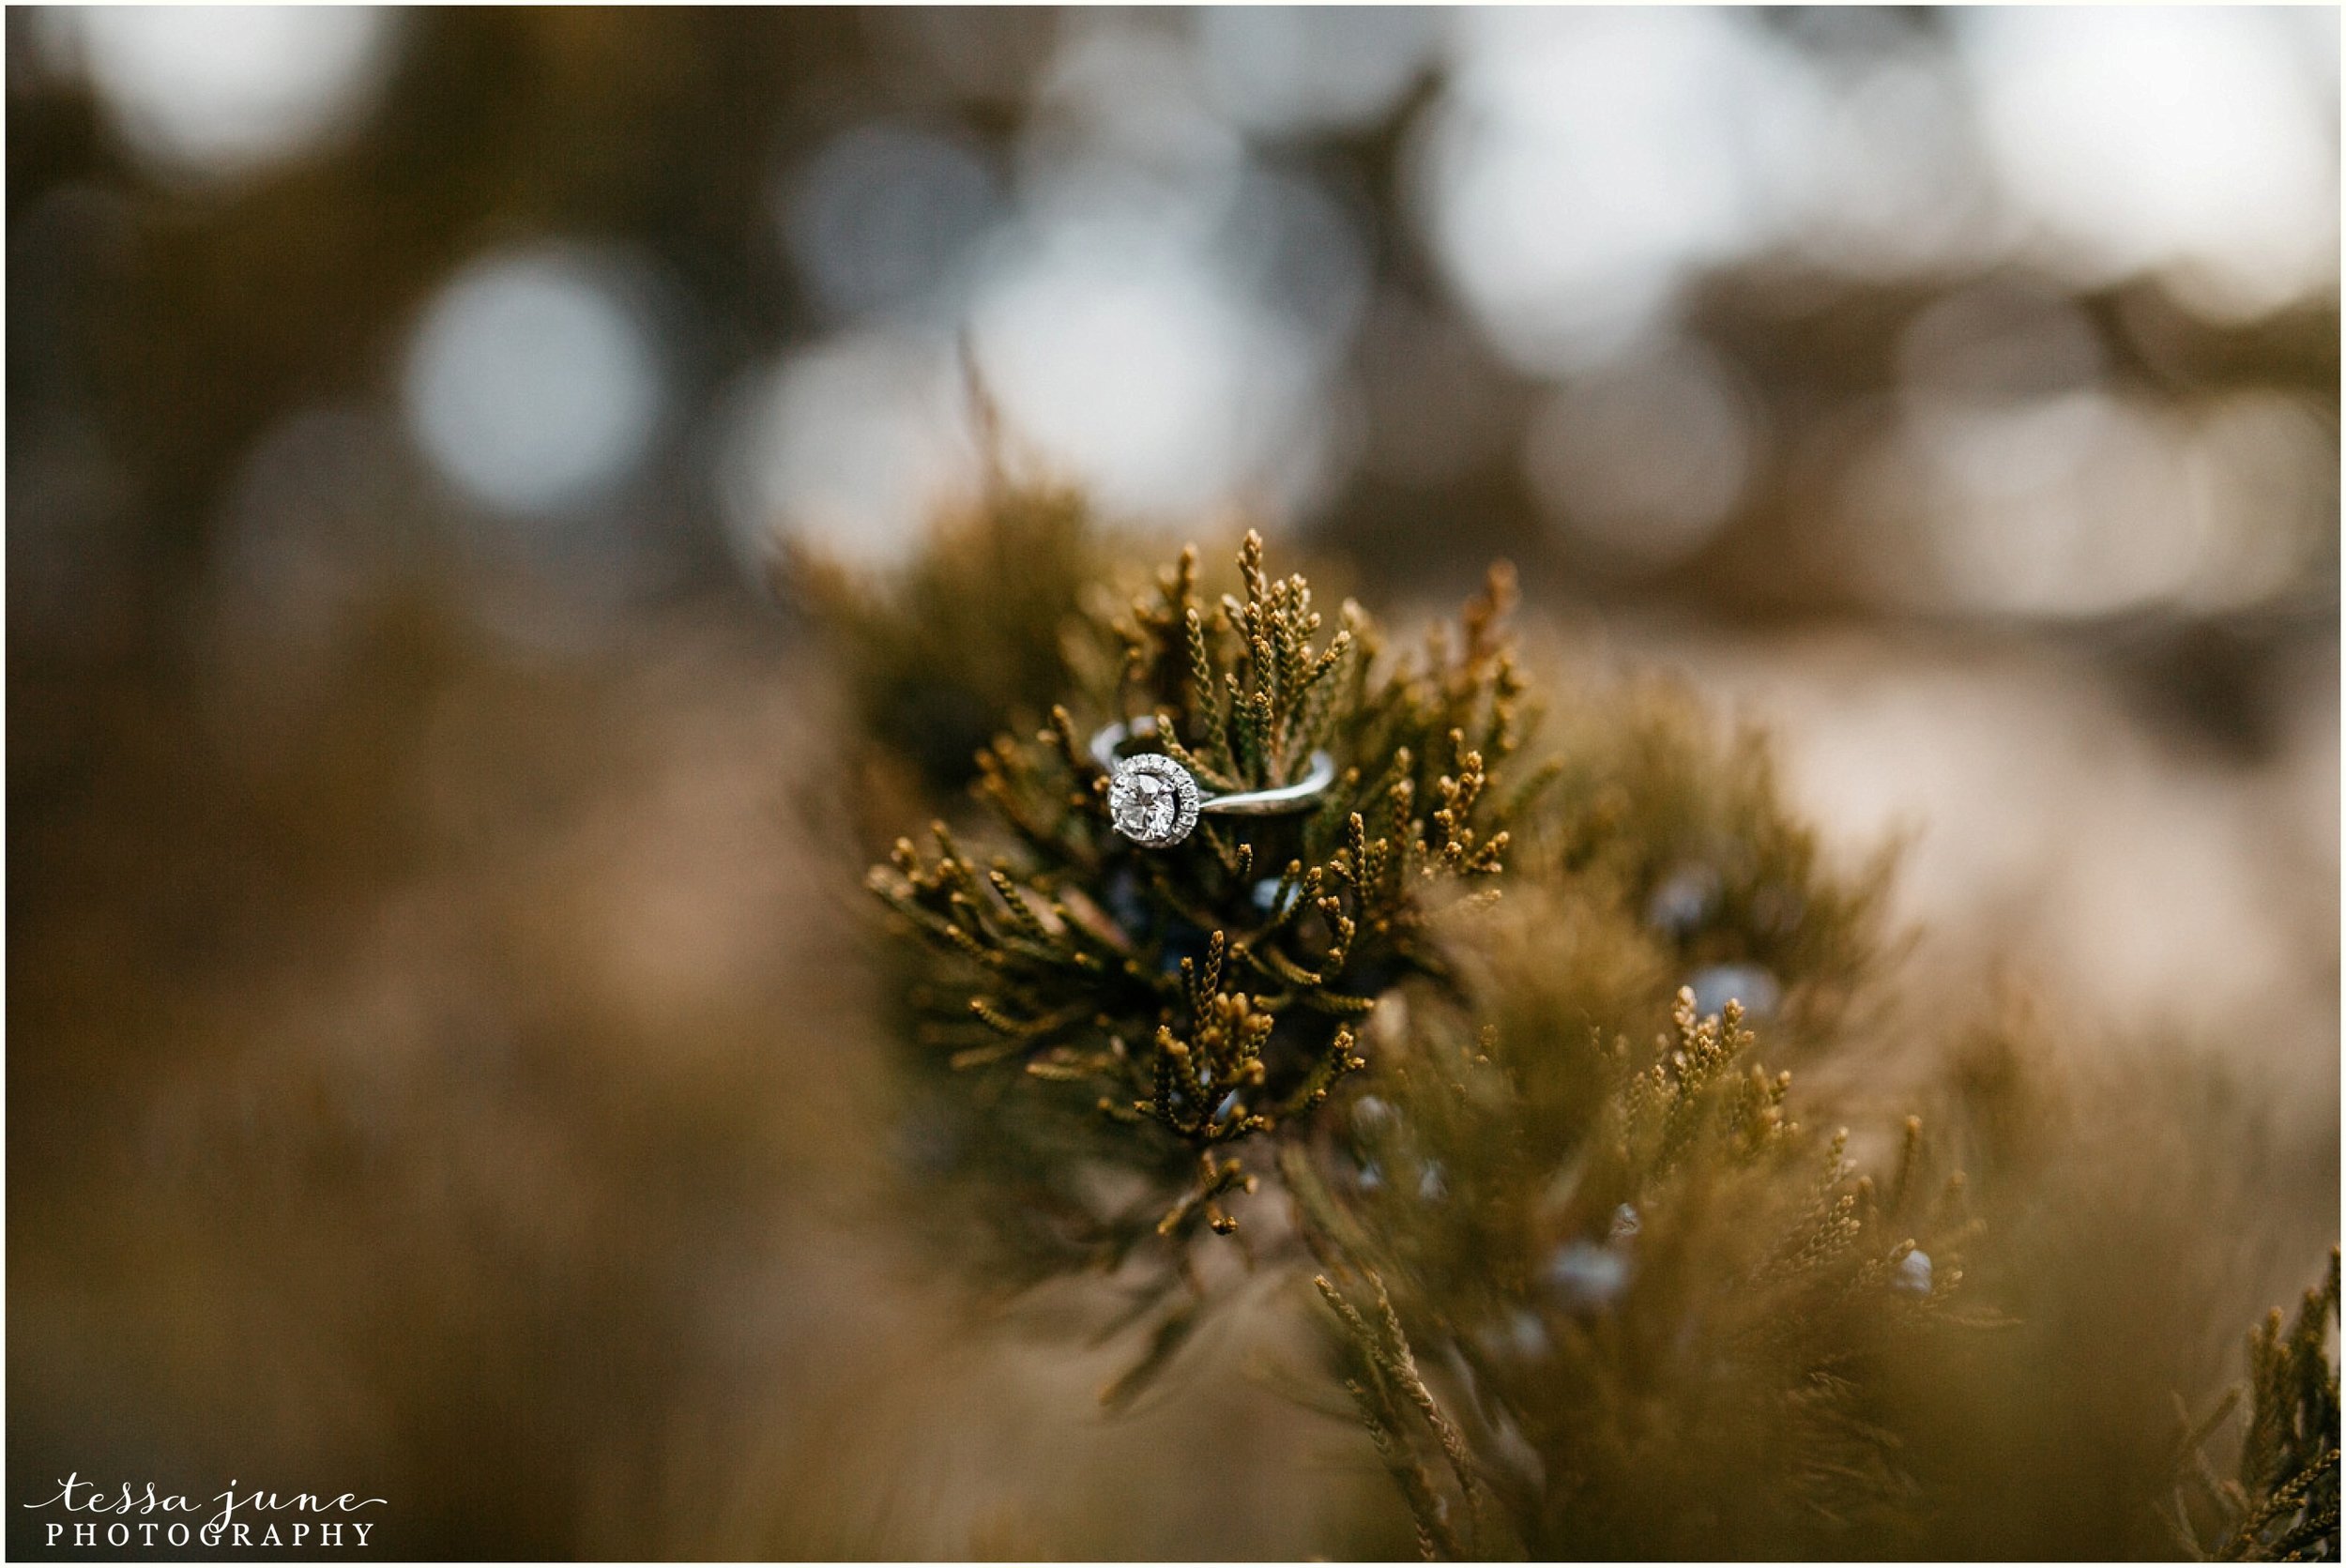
xmin=1090 ymin=716 xmax=1335 ymax=845
xmin=1091 ymin=716 xmax=1336 ymax=812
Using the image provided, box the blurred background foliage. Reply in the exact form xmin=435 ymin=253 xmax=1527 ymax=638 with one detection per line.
xmin=8 ymin=7 xmax=2338 ymax=1560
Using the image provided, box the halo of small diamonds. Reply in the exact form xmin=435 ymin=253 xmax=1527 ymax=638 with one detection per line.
xmin=1106 ymin=754 xmax=1202 ymax=847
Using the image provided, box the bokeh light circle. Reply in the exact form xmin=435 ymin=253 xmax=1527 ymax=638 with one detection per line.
xmin=58 ymin=6 xmax=397 ymax=182
xmin=402 ymin=246 xmax=666 ymax=519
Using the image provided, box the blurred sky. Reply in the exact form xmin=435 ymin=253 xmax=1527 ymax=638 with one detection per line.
xmin=10 ymin=6 xmax=2338 ymax=620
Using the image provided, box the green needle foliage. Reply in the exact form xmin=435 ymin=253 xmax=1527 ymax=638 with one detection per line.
xmin=1518 ymin=677 xmax=1895 ymax=1044
xmin=2169 ymin=1252 xmax=2341 ymax=1561
xmin=867 ymin=530 xmax=1531 ymax=1249
xmin=783 ymin=477 xmax=1104 ymax=802
xmin=1294 ymin=987 xmax=1983 ymax=1560
xmin=808 ymin=488 xmax=2338 ymax=1558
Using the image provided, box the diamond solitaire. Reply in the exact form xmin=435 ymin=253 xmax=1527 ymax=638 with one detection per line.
xmin=1105 ymin=754 xmax=1203 ymax=848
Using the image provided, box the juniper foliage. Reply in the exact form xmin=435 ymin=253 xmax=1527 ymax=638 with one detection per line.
xmin=813 ymin=492 xmax=2339 ymax=1560
xmin=784 ymin=479 xmax=1104 ymax=801
xmin=2169 ymin=1251 xmax=2342 ymax=1561
xmin=864 ymin=529 xmax=1531 ymax=1256
xmin=1296 ymin=987 xmax=1982 ymax=1560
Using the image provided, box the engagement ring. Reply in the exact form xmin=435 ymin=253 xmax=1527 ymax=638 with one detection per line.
xmin=1090 ymin=716 xmax=1336 ymax=848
